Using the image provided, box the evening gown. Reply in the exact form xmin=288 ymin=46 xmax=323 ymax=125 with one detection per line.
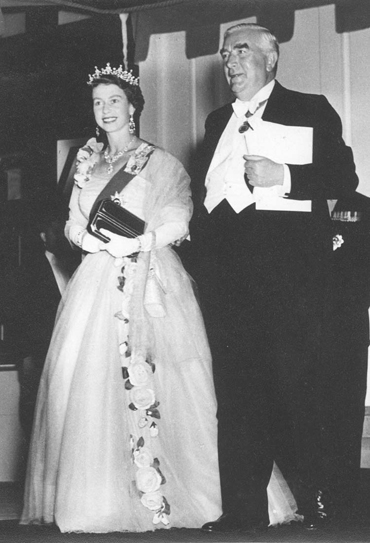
xmin=20 ymin=143 xmax=298 ymax=532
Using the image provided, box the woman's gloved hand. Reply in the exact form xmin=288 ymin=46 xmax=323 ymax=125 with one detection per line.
xmin=81 ymin=232 xmax=105 ymax=253
xmin=100 ymin=229 xmax=141 ymax=258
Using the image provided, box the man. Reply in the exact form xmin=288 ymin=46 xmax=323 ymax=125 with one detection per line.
xmin=192 ymin=23 xmax=359 ymax=533
xmin=318 ymin=192 xmax=370 ymax=521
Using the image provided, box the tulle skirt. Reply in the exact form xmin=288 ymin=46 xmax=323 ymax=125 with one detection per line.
xmin=268 ymin=464 xmax=301 ymax=526
xmin=20 ymin=250 xmax=222 ymax=532
xmin=20 ymin=249 xmax=298 ymax=532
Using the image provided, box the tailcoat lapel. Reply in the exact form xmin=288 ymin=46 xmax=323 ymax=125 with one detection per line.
xmin=204 ymin=103 xmax=234 ymax=160
xmin=262 ymin=81 xmax=309 ymax=126
xmin=261 ymin=81 xmax=289 ymax=124
xmin=195 ymin=103 xmax=234 ymax=205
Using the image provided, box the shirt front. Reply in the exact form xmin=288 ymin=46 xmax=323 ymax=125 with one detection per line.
xmin=204 ymin=80 xmax=290 ymax=214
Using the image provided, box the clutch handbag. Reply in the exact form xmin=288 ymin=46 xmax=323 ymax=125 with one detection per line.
xmin=88 ymin=198 xmax=145 ymax=243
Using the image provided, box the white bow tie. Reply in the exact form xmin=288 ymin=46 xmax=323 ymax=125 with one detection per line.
xmin=233 ymin=98 xmax=267 ymax=117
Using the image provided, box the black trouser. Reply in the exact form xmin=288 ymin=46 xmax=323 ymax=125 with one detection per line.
xmin=194 ymin=200 xmax=334 ymax=523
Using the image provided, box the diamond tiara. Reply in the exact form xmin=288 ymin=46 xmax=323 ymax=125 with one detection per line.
xmin=87 ymin=63 xmax=139 ymax=86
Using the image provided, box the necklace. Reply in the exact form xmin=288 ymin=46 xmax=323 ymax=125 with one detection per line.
xmin=104 ymin=136 xmax=136 ymax=174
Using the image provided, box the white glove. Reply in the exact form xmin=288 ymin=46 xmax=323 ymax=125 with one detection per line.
xmin=100 ymin=229 xmax=140 ymax=258
xmin=81 ymin=231 xmax=104 ymax=253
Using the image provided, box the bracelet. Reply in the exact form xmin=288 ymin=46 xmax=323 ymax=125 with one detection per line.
xmin=136 ymin=237 xmax=142 ymax=252
xmin=75 ymin=229 xmax=85 ymax=248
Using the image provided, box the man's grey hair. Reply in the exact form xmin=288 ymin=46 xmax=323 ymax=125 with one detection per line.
xmin=224 ymin=23 xmax=279 ymax=74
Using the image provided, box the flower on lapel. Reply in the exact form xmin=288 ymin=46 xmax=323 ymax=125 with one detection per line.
xmin=74 ymin=138 xmax=103 ymax=188
xmin=333 ymin=234 xmax=344 ymax=251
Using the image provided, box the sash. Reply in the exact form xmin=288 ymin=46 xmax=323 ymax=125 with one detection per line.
xmin=89 ymin=165 xmax=135 ymax=222
xmin=89 ymin=143 xmax=156 ymax=221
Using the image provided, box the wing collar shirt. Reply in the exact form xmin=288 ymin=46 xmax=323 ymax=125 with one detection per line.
xmin=204 ymin=80 xmax=291 ymax=214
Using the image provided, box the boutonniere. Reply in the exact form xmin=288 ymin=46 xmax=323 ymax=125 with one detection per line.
xmin=74 ymin=138 xmax=104 ymax=188
xmin=333 ymin=234 xmax=344 ymax=251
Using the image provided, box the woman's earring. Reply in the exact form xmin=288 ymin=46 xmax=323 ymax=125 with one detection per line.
xmin=96 ymin=126 xmax=100 ymax=137
xmin=129 ymin=115 xmax=136 ymax=135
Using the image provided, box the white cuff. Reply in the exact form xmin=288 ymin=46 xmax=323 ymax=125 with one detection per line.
xmin=278 ymin=164 xmax=291 ymax=197
xmin=67 ymin=224 xmax=86 ymax=247
xmin=137 ymin=221 xmax=188 ymax=251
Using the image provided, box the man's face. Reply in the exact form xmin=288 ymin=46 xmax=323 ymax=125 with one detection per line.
xmin=221 ymin=28 xmax=275 ymax=101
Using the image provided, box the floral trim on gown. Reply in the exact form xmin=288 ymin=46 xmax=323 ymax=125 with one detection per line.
xmin=116 ymin=254 xmax=171 ymax=526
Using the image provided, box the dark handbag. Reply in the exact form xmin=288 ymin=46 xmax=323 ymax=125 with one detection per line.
xmin=88 ymin=198 xmax=145 ymax=243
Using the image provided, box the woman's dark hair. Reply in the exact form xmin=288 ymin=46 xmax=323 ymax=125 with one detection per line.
xmin=90 ymin=74 xmax=145 ymax=116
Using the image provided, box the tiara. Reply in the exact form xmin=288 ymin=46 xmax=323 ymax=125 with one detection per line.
xmin=87 ymin=63 xmax=139 ymax=86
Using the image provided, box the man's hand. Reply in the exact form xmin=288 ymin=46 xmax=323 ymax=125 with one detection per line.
xmin=243 ymin=155 xmax=284 ymax=187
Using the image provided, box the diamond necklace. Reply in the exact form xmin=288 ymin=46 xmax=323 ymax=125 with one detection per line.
xmin=104 ymin=136 xmax=136 ymax=174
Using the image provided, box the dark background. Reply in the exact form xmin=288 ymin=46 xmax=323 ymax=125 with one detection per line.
xmin=0 ymin=10 xmax=126 ymax=356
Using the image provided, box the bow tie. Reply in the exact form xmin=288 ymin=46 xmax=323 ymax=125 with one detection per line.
xmin=238 ymin=99 xmax=268 ymax=133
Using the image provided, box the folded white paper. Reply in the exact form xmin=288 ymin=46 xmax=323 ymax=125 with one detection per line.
xmin=247 ymin=121 xmax=313 ymax=212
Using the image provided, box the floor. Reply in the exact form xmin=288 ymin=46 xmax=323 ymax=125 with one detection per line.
xmin=1 ymin=518 xmax=370 ymax=543
xmin=2 ymin=474 xmax=370 ymax=542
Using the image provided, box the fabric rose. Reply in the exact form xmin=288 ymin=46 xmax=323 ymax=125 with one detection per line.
xmin=73 ymin=172 xmax=90 ymax=188
xmin=128 ymin=362 xmax=151 ymax=387
xmin=74 ymin=163 xmax=94 ymax=188
xmin=131 ymin=353 xmax=146 ymax=365
xmin=76 ymin=147 xmax=92 ymax=163
xmin=77 ymin=137 xmax=103 ymax=159
xmin=119 ymin=342 xmax=128 ymax=355
xmin=74 ymin=138 xmax=103 ymax=188
xmin=136 ymin=466 xmax=162 ymax=493
xmin=140 ymin=491 xmax=163 ymax=511
xmin=153 ymin=512 xmax=170 ymax=526
xmin=138 ymin=417 xmax=148 ymax=428
xmin=134 ymin=447 xmax=154 ymax=468
xmin=333 ymin=234 xmax=344 ymax=251
xmin=130 ymin=387 xmax=155 ymax=410
xmin=123 ymin=261 xmax=137 ymax=280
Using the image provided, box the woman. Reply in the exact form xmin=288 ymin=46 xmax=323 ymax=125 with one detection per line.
xmin=20 ymin=64 xmax=297 ymax=533
xmin=20 ymin=64 xmax=222 ymax=533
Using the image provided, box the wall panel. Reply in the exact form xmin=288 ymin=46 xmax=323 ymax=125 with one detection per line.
xmin=318 ymin=5 xmax=344 ymax=119
xmin=349 ymin=27 xmax=370 ymax=196
xmin=141 ymin=31 xmax=194 ymax=167
xmin=278 ymin=7 xmax=321 ymax=93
